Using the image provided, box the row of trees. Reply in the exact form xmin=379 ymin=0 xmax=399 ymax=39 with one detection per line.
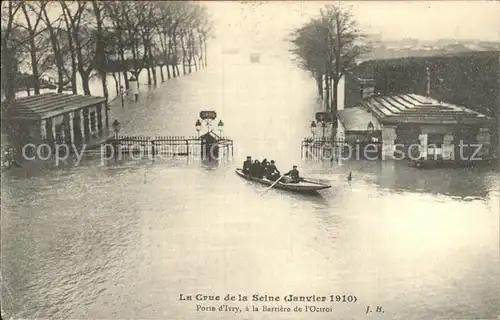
xmin=288 ymin=5 xmax=370 ymax=135
xmin=1 ymin=1 xmax=213 ymax=102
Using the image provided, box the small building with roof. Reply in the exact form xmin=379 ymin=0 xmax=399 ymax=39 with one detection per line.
xmin=2 ymin=93 xmax=110 ymax=157
xmin=200 ymin=130 xmax=221 ymax=160
xmin=339 ymin=93 xmax=495 ymax=161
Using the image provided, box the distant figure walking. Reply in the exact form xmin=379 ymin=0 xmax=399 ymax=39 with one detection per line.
xmin=347 ymin=171 xmax=352 ymax=182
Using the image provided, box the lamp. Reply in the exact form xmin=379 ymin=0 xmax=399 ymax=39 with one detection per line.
xmin=112 ymin=119 xmax=121 ymax=138
xmin=217 ymin=120 xmax=224 ymax=135
xmin=195 ymin=119 xmax=202 ymax=136
xmin=367 ymin=121 xmax=374 ymax=133
xmin=310 ymin=121 xmax=317 ymax=138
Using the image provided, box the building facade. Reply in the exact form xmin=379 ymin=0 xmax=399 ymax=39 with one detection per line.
xmin=372 ymin=51 xmax=500 ymax=158
xmin=3 ymin=93 xmax=110 ymax=159
xmin=348 ymin=94 xmax=495 ymax=161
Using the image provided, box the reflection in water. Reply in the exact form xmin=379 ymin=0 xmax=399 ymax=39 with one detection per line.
xmin=2 ymin=50 xmax=500 ymax=319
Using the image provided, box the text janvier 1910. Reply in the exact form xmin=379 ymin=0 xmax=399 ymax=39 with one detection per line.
xmin=179 ymin=293 xmax=358 ymax=303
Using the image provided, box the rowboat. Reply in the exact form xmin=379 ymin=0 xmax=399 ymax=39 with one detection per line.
xmin=235 ymin=168 xmax=331 ymax=194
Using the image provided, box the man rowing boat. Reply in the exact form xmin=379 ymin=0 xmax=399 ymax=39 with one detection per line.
xmin=283 ymin=165 xmax=302 ymax=183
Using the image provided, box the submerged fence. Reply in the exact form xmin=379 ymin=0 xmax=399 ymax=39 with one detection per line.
xmin=301 ymin=137 xmax=382 ymax=161
xmin=105 ymin=135 xmax=234 ymax=161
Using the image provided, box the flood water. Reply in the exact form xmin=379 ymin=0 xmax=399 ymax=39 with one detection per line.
xmin=1 ymin=48 xmax=500 ymax=319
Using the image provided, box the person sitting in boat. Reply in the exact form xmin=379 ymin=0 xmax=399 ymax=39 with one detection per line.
xmin=266 ymin=160 xmax=281 ymax=181
xmin=243 ymin=156 xmax=252 ymax=175
xmin=261 ymin=158 xmax=269 ymax=172
xmin=250 ymin=160 xmax=264 ymax=178
xmin=284 ymin=165 xmax=302 ymax=183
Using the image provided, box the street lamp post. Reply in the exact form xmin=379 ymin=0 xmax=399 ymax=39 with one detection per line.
xmin=314 ymin=112 xmax=332 ymax=141
xmin=195 ymin=119 xmax=202 ymax=137
xmin=218 ymin=120 xmax=224 ymax=136
xmin=310 ymin=121 xmax=317 ymax=139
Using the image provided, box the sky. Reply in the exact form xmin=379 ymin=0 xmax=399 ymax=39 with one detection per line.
xmin=205 ymin=1 xmax=500 ymax=49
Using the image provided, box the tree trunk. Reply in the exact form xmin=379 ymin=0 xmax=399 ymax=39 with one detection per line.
xmin=120 ymin=52 xmax=129 ymax=90
xmin=151 ymin=65 xmax=157 ymax=85
xmin=146 ymin=66 xmax=151 ymax=85
xmin=330 ymin=77 xmax=340 ymax=138
xmin=165 ymin=53 xmax=171 ymax=79
xmin=149 ymin=47 xmax=157 ymax=86
xmin=198 ymin=34 xmax=204 ymax=69
xmin=315 ymin=75 xmax=323 ymax=99
xmin=180 ymin=36 xmax=187 ymax=75
xmin=165 ymin=54 xmax=171 ymax=79
xmin=66 ymin=31 xmax=78 ymax=94
xmin=167 ymin=34 xmax=177 ymax=79
xmin=1 ymin=47 xmax=17 ymax=102
xmin=93 ymin=1 xmax=108 ymax=100
xmin=159 ymin=65 xmax=165 ymax=82
xmin=324 ymin=74 xmax=330 ymax=111
xmin=331 ymin=77 xmax=339 ymax=113
xmin=28 ymin=37 xmax=41 ymax=94
xmin=193 ymin=54 xmax=198 ymax=72
xmin=101 ymin=73 xmax=108 ymax=100
xmin=43 ymin=8 xmax=65 ymax=93
xmin=112 ymin=72 xmax=119 ymax=95
xmin=81 ymin=72 xmax=91 ymax=95
xmin=118 ymin=37 xmax=129 ymax=89
xmin=204 ymin=40 xmax=208 ymax=68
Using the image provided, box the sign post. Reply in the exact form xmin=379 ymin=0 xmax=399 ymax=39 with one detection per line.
xmin=199 ymin=111 xmax=217 ymax=133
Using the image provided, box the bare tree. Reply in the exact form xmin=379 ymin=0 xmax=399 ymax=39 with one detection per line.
xmin=60 ymin=1 xmax=86 ymax=94
xmin=289 ymin=4 xmax=370 ymax=136
xmin=1 ymin=1 xmax=22 ymax=102
xmin=18 ymin=1 xmax=47 ymax=95
xmin=91 ymin=0 xmax=108 ymax=99
xmin=40 ymin=2 xmax=67 ymax=93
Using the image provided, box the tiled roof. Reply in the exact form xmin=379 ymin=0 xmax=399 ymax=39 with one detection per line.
xmin=3 ymin=93 xmax=106 ymax=120
xmin=361 ymin=93 xmax=493 ymax=125
xmin=337 ymin=107 xmax=380 ymax=132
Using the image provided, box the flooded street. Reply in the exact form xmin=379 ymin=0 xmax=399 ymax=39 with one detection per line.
xmin=2 ymin=48 xmax=500 ymax=319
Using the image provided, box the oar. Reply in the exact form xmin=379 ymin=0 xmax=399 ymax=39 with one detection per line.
xmin=261 ymin=175 xmax=284 ymax=193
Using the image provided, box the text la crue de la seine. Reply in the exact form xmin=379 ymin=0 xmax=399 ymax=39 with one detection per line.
xmin=179 ymin=293 xmax=358 ymax=303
